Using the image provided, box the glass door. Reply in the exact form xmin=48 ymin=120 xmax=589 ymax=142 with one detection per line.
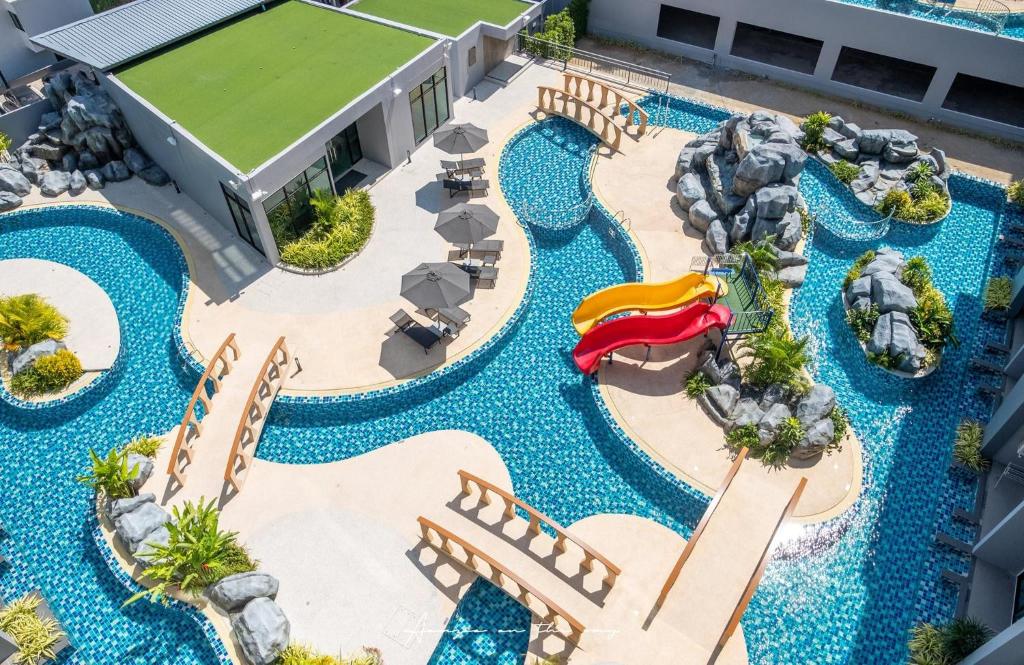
xmin=220 ymin=183 xmax=265 ymax=257
xmin=410 ymin=67 xmax=450 ymax=144
xmin=327 ymin=122 xmax=362 ymax=187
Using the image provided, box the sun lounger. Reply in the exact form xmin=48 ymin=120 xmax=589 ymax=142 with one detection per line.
xmin=474 ymin=266 xmax=498 ymax=287
xmin=401 ymin=323 xmax=448 ymax=354
xmin=442 ymin=158 xmax=485 ymax=179
xmin=389 ymin=309 xmax=416 ymax=334
xmin=454 ymin=239 xmax=504 ymax=258
xmin=441 ymin=177 xmax=489 ymax=198
xmin=986 ymin=341 xmax=1011 ymax=355
xmin=435 ymin=306 xmax=471 ymax=331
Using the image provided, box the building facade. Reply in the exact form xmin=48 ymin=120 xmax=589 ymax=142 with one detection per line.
xmin=0 ymin=0 xmax=92 ymax=88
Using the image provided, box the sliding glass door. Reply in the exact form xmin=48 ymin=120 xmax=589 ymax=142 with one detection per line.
xmin=327 ymin=122 xmax=362 ymax=186
xmin=410 ymin=67 xmax=450 ymax=144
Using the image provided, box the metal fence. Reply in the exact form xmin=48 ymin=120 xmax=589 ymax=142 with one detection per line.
xmin=692 ymin=253 xmax=774 ymax=336
xmin=517 ymin=34 xmax=671 ymax=93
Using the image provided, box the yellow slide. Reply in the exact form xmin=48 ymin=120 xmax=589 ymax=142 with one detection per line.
xmin=571 ymin=272 xmax=728 ymax=335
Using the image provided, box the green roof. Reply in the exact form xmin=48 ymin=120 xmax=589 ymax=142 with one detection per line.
xmin=116 ymin=1 xmax=436 ymax=172
xmin=353 ymin=0 xmax=530 ymax=37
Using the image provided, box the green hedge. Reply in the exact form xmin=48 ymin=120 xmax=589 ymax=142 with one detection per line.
xmin=10 ymin=349 xmax=83 ymax=397
xmin=277 ymin=189 xmax=375 ymax=271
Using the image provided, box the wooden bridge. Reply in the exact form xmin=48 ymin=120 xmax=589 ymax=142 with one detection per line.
xmin=536 ymin=73 xmax=649 ymax=151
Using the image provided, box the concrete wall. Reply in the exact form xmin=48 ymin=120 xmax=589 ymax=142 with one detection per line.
xmin=975 ymin=499 xmax=1024 ymax=572
xmin=0 ymin=0 xmax=92 ymax=86
xmin=586 ymin=0 xmax=1024 ymax=141
xmin=960 ymin=619 xmax=1024 ymax=665
xmin=0 ymin=97 xmax=46 ymax=144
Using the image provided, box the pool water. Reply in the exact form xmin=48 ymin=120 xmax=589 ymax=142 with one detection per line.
xmin=835 ymin=0 xmax=1024 ymax=39
xmin=0 ymin=207 xmax=222 ymax=663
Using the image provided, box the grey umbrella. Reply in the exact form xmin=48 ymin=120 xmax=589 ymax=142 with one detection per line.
xmin=401 ymin=262 xmax=472 ymax=314
xmin=433 ymin=123 xmax=489 ymax=158
xmin=434 ymin=203 xmax=499 ymax=246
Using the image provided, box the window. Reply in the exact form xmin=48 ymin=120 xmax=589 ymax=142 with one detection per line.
xmin=410 ymin=67 xmax=450 ymax=144
xmin=1014 ymin=571 xmax=1024 ymax=624
xmin=831 ymin=47 xmax=936 ymax=102
xmin=468 ymin=46 xmax=477 ymax=67
xmin=263 ymin=158 xmax=332 ymax=246
xmin=8 ymin=11 xmax=24 ymax=32
xmin=942 ymin=74 xmax=1024 ymax=129
xmin=656 ymin=5 xmax=719 ymax=50
xmin=220 ymin=183 xmax=265 ymax=256
xmin=730 ymin=23 xmax=824 ymax=75
xmin=326 ymin=122 xmax=363 ymax=186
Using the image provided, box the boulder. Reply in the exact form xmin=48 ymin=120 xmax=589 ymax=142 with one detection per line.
xmin=758 ymin=384 xmax=789 ymax=411
xmin=0 ymin=169 xmax=32 ymax=197
xmin=106 ymin=493 xmax=155 ymax=520
xmin=754 ymin=185 xmax=798 ymax=220
xmin=793 ymin=418 xmax=835 ymax=459
xmin=846 ymin=276 xmax=873 ymax=303
xmin=889 ymin=312 xmax=925 ymax=370
xmin=774 ymin=210 xmax=802 ymax=251
xmin=931 ymin=148 xmax=947 ymax=176
xmin=697 ymin=352 xmax=739 ymax=386
xmin=231 ymin=598 xmax=290 ymax=665
xmin=11 ymin=339 xmax=65 ymax=375
xmin=833 ymin=139 xmax=860 ymax=161
xmin=61 ymin=152 xmax=79 ymax=173
xmin=858 ymin=130 xmax=889 ymax=155
xmin=688 ymin=199 xmax=717 ymax=233
xmin=113 ymin=501 xmax=170 ymax=552
xmin=78 ymin=151 xmax=100 ymax=170
xmin=138 ymin=164 xmax=171 ymax=186
xmin=676 ymin=173 xmax=706 ymax=211
xmin=676 ymin=147 xmax=698 ymax=179
xmin=123 ymin=148 xmax=151 ymax=174
xmin=705 ymin=218 xmax=730 ymax=255
xmin=795 ymin=385 xmax=836 ymax=428
xmin=766 ymin=143 xmax=807 ymax=182
xmin=730 ymin=199 xmax=756 ymax=244
xmin=861 ymin=253 xmax=903 ymax=277
xmin=884 ymin=142 xmax=918 ymax=164
xmin=84 ymin=169 xmax=105 ymax=190
xmin=838 ymin=122 xmax=862 ymax=141
xmin=68 ymin=170 xmax=87 ymax=196
xmin=773 ymin=114 xmax=805 ymax=142
xmin=126 ymin=453 xmax=154 ymax=491
xmin=776 ymin=264 xmax=807 ymax=288
xmin=728 ymin=398 xmax=764 ymax=431
xmin=758 ymin=402 xmax=792 ymax=440
xmin=868 ymin=312 xmax=894 ymax=355
xmin=20 ymin=157 xmax=48 ymax=185
xmin=822 ymin=127 xmax=845 ymax=147
xmin=134 ymin=525 xmax=170 ymax=564
xmin=700 ymin=384 xmax=740 ymax=425
xmin=871 ymin=276 xmax=917 ymax=314
xmin=28 ymin=142 xmax=68 ymax=162
xmin=100 ymin=160 xmax=131 ymax=182
xmin=208 ymin=572 xmax=280 ymax=612
xmin=0 ymin=191 xmax=22 ymax=212
xmin=773 ymin=247 xmax=808 ymax=268
xmin=38 ymin=111 xmax=61 ymax=131
xmin=732 ymin=146 xmax=787 ymax=197
xmin=39 ymin=171 xmax=70 ymax=197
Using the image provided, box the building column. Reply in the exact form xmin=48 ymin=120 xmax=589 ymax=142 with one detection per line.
xmin=244 ymin=184 xmax=281 ymax=265
xmin=714 ymin=17 xmax=737 ymax=61
xmin=813 ymin=41 xmax=842 ymax=82
xmin=920 ymin=67 xmax=957 ymax=115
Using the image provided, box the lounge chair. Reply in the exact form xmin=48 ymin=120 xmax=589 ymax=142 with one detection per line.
xmin=474 ymin=266 xmax=498 ymax=287
xmin=435 ymin=306 xmax=471 ymax=332
xmin=441 ymin=178 xmax=489 ymax=198
xmin=442 ymin=158 xmax=485 ymax=179
xmin=389 ymin=309 xmax=416 ymax=334
xmin=454 ymin=239 xmax=504 ymax=258
xmin=400 ymin=323 xmax=448 ymax=354
xmin=986 ymin=341 xmax=1011 ymax=356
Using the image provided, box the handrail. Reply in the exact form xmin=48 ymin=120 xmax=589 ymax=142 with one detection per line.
xmin=417 ymin=515 xmax=587 ymax=643
xmin=518 ymin=33 xmax=671 ymax=92
xmin=651 ymin=448 xmax=748 ymax=614
xmin=516 ymin=143 xmax=597 ymax=231
xmin=457 ymin=469 xmax=621 ymax=586
xmin=166 ymin=333 xmax=240 ymax=486
xmin=537 ymin=86 xmax=623 ymax=151
xmin=717 ymin=476 xmax=807 ymax=648
xmin=562 ymin=72 xmax=648 ymax=136
xmin=223 ymin=336 xmax=290 ymax=492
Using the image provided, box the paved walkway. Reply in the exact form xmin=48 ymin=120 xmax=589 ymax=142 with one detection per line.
xmin=0 ymin=258 xmax=120 ymax=371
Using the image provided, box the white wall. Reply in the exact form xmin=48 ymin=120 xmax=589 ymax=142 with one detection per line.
xmin=0 ymin=0 xmax=92 ymax=85
xmin=587 ymin=0 xmax=1024 ymax=140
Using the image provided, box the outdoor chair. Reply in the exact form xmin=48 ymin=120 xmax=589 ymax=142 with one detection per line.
xmin=441 ymin=158 xmax=485 ymax=179
xmin=399 ymin=322 xmax=449 ymax=354
xmin=389 ymin=309 xmax=416 ymax=334
xmin=474 ymin=266 xmax=499 ymax=287
xmin=454 ymin=238 xmax=503 ymax=258
xmin=435 ymin=306 xmax=471 ymax=332
xmin=441 ymin=177 xmax=489 ymax=198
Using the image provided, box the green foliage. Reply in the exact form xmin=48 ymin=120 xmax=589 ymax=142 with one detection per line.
xmin=10 ymin=349 xmax=83 ymax=397
xmin=0 ymin=594 xmax=65 ymax=665
xmin=742 ymin=329 xmax=810 ymax=393
xmin=732 ymin=238 xmax=779 ymax=274
xmin=684 ymin=371 xmax=711 ymax=399
xmin=908 ymin=618 xmax=992 ymax=665
xmin=877 ymin=189 xmax=914 ymax=220
xmin=0 ymin=131 xmax=11 ymax=156
xmin=829 ymin=160 xmax=860 ymax=185
xmin=877 ymin=186 xmax=949 ymax=223
xmin=524 ymin=9 xmax=576 ymax=58
xmin=725 ymin=424 xmax=760 ymax=451
xmin=760 ymin=417 xmax=804 ymax=467
xmin=760 ymin=276 xmax=788 ymax=337
xmin=984 ymin=276 xmax=1013 ymax=312
xmin=844 ymin=250 xmax=876 ymax=289
xmin=1009 ymin=179 xmax=1024 ymax=206
xmin=911 ymin=285 xmax=957 ymax=352
xmin=277 ymin=189 xmax=375 ymax=271
xmin=798 ymin=207 xmax=813 ymax=236
xmin=567 ymin=0 xmax=590 ymax=38
xmin=901 ymin=256 xmax=932 ymax=295
xmin=846 ymin=303 xmax=879 ymax=343
xmin=122 ymin=435 xmax=163 ymax=458
xmin=277 ymin=644 xmax=383 ymax=665
xmin=77 ymin=447 xmax=140 ymax=500
xmin=799 ymin=111 xmax=831 ymax=153
xmin=905 ymin=161 xmax=934 ymax=183
xmin=129 ymin=498 xmax=255 ymax=604
xmin=867 ymin=351 xmax=898 ymax=370
xmin=830 ymin=406 xmax=848 ymax=449
xmin=953 ymin=420 xmax=989 ymax=473
xmin=0 ymin=294 xmax=68 ymax=351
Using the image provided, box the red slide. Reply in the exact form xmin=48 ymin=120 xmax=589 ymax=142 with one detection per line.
xmin=572 ymin=302 xmax=732 ymax=375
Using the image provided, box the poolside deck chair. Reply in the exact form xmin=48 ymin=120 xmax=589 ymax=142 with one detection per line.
xmin=454 ymin=238 xmax=504 ymax=258
xmin=985 ymin=341 xmax=1011 ymax=356
xmin=434 ymin=306 xmax=471 ymax=332
xmin=474 ymin=266 xmax=498 ymax=287
xmin=441 ymin=158 xmax=485 ymax=179
xmin=1001 ymin=234 xmax=1024 ymax=250
xmin=441 ymin=177 xmax=489 ymax=198
xmin=935 ymin=531 xmax=972 ymax=554
xmin=389 ymin=309 xmax=417 ymax=335
xmin=400 ymin=323 xmax=448 ymax=354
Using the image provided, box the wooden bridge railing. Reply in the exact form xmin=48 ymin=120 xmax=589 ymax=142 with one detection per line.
xmin=166 ymin=333 xmax=240 ymax=486
xmin=458 ymin=469 xmax=621 ymax=587
xmin=417 ymin=516 xmax=587 ymax=644
xmin=537 ymin=86 xmax=623 ymax=151
xmin=223 ymin=336 xmax=290 ymax=492
xmin=562 ymin=72 xmax=648 ymax=136
xmin=718 ymin=476 xmax=807 ymax=648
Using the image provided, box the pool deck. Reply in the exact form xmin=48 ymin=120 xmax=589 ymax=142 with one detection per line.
xmin=589 ymin=121 xmax=862 ymax=523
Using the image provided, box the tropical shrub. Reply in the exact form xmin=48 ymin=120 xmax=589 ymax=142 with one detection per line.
xmin=742 ymin=329 xmax=810 ymax=393
xmin=908 ymin=618 xmax=992 ymax=665
xmin=0 ymin=594 xmax=65 ymax=665
xmin=130 ymin=498 xmax=256 ymax=604
xmin=877 ymin=189 xmax=914 ymax=220
xmin=953 ymin=420 xmax=988 ymax=472
xmin=800 ymin=111 xmax=831 ymax=153
xmin=524 ymin=9 xmax=576 ymax=59
xmin=843 ymin=250 xmax=876 ymax=289
xmin=911 ymin=285 xmax=956 ymax=351
xmin=877 ymin=180 xmax=949 ymax=223
xmin=0 ymin=294 xmax=68 ymax=351
xmin=725 ymin=424 xmax=760 ymax=451
xmin=846 ymin=303 xmax=879 ymax=343
xmin=761 ymin=416 xmax=804 ymax=467
xmin=906 ymin=161 xmax=934 ymax=184
xmin=277 ymin=644 xmax=383 ymax=665
xmin=0 ymin=131 xmax=11 ymax=157
xmin=901 ymin=256 xmax=932 ymax=294
xmin=732 ymin=238 xmax=779 ymax=274
xmin=829 ymin=160 xmax=860 ymax=185
xmin=567 ymin=0 xmax=590 ymax=38
xmin=277 ymin=190 xmax=375 ymax=271
xmin=77 ymin=447 xmax=141 ymax=500
xmin=984 ymin=276 xmax=1012 ymax=312
xmin=10 ymin=349 xmax=83 ymax=397
xmin=830 ymin=406 xmax=849 ymax=449
xmin=122 ymin=434 xmax=163 ymax=458
xmin=684 ymin=370 xmax=711 ymax=399
xmin=1007 ymin=179 xmax=1024 ymax=207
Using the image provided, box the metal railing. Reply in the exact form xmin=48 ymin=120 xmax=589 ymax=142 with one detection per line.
xmin=517 ymin=33 xmax=671 ymax=93
xmin=812 ymin=200 xmax=892 ymax=242
xmin=516 ymin=144 xmax=598 ymax=230
xmin=920 ymin=0 xmax=1009 ymax=33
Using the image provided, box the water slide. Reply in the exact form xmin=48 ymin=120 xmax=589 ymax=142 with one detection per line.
xmin=572 ymin=302 xmax=732 ymax=375
xmin=571 ymin=272 xmax=727 ymax=335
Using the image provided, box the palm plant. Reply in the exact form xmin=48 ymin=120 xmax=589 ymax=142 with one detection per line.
xmin=122 ymin=434 xmax=163 ymax=458
xmin=908 ymin=622 xmax=948 ymax=665
xmin=0 ymin=594 xmax=65 ymax=665
xmin=984 ymin=276 xmax=1012 ymax=312
xmin=76 ymin=448 xmax=140 ymax=500
xmin=742 ymin=330 xmax=810 ymax=392
xmin=941 ymin=617 xmax=992 ymax=661
xmin=0 ymin=294 xmax=68 ymax=351
xmin=684 ymin=370 xmax=711 ymax=399
xmin=129 ymin=498 xmax=251 ymax=604
xmin=953 ymin=421 xmax=988 ymax=472
xmin=731 ymin=238 xmax=779 ymax=275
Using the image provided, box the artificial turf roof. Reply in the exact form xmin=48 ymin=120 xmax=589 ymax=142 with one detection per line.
xmin=353 ymin=0 xmax=530 ymax=37
xmin=116 ymin=1 xmax=435 ymax=173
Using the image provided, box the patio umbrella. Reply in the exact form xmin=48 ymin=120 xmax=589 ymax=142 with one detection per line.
xmin=401 ymin=262 xmax=471 ymax=316
xmin=433 ymin=123 xmax=489 ymax=160
xmin=434 ymin=203 xmax=499 ymax=246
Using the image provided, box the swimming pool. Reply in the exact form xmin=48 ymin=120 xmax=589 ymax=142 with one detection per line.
xmin=834 ymin=0 xmax=1024 ymax=40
